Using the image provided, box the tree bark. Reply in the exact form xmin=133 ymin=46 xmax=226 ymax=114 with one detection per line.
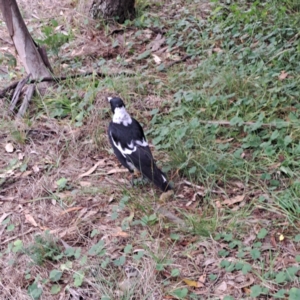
xmin=0 ymin=0 xmax=52 ymax=82
xmin=89 ymin=0 xmax=135 ymax=24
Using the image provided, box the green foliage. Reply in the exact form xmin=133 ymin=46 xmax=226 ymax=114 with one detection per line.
xmin=23 ymin=232 xmax=62 ymax=266
xmin=37 ymin=19 xmax=72 ymax=55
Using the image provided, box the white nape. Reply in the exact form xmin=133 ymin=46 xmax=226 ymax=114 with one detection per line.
xmin=113 ymin=107 xmax=132 ymax=126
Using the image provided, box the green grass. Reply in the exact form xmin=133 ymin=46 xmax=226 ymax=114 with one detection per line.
xmin=1 ymin=0 xmax=300 ymax=299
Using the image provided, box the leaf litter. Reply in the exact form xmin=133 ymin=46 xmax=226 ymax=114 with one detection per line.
xmin=0 ymin=0 xmax=300 ymax=299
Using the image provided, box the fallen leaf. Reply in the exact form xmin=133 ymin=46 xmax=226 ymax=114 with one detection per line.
xmin=183 ymin=278 xmax=201 ymax=288
xmin=215 ymin=138 xmax=234 ymax=144
xmin=5 ymin=143 xmax=14 ymax=153
xmin=213 ymin=47 xmax=223 ymax=53
xmin=32 ymin=165 xmax=39 ymax=173
xmin=149 ymin=34 xmax=165 ymax=51
xmin=278 ymin=70 xmax=288 ymax=80
xmin=25 ymin=214 xmax=38 ymax=227
xmin=198 ymin=274 xmax=206 ymax=287
xmin=152 ymin=53 xmax=162 ymax=64
xmin=78 ymin=159 xmax=106 ymax=178
xmin=216 ymin=281 xmax=227 ymax=293
xmin=79 ymin=181 xmax=92 ymax=187
xmin=18 ymin=152 xmax=24 ymax=160
xmin=159 ymin=190 xmax=174 ymax=202
xmin=107 ymin=168 xmax=128 ymax=175
xmin=60 ymin=207 xmax=83 ymax=215
xmin=112 ymin=230 xmax=129 ymax=237
xmin=222 ymin=195 xmax=244 ymax=206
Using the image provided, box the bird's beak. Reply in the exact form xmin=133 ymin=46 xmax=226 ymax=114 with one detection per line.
xmin=107 ymin=97 xmax=112 ymax=102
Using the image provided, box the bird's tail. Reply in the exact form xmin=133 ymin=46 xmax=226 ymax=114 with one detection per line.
xmin=142 ymin=163 xmax=172 ymax=192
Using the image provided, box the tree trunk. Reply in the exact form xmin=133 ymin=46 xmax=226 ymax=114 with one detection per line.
xmin=89 ymin=0 xmax=135 ymax=24
xmin=0 ymin=0 xmax=53 ymax=116
xmin=0 ymin=0 xmax=52 ymax=79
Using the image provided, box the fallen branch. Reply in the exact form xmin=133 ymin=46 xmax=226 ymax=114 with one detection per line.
xmin=0 ymin=70 xmax=135 ymax=99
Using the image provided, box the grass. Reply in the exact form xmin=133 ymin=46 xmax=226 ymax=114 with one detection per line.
xmin=1 ymin=0 xmax=300 ymax=299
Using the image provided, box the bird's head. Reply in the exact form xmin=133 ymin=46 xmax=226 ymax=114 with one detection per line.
xmin=107 ymin=97 xmax=125 ymax=114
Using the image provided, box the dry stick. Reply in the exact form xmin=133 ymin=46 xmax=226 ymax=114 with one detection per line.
xmin=9 ymin=73 xmax=31 ymax=111
xmin=17 ymin=84 xmax=35 ymax=117
xmin=1 ymin=228 xmax=37 ymax=245
xmin=0 ymin=71 xmax=134 ymax=99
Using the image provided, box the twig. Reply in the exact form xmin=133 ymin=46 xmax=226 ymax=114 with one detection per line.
xmin=1 ymin=228 xmax=37 ymax=245
xmin=9 ymin=74 xmax=31 ymax=111
xmin=0 ymin=71 xmax=135 ymax=99
xmin=163 ymin=54 xmax=192 ymax=70
xmin=17 ymin=84 xmax=35 ymax=117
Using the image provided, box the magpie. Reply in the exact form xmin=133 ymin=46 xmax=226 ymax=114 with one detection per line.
xmin=107 ymin=97 xmax=171 ymax=192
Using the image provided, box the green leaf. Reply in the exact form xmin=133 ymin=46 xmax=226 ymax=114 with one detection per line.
xmin=171 ymin=268 xmax=180 ymax=277
xmin=28 ymin=282 xmax=43 ymax=300
xmin=295 ymin=255 xmax=300 ymax=262
xmin=275 ymin=271 xmax=287 ymax=284
xmin=242 ymin=264 xmax=252 ymax=275
xmin=294 ymin=234 xmax=300 ymax=242
xmin=224 ymin=296 xmax=234 ymax=300
xmin=7 ymin=224 xmax=15 ymax=231
xmin=250 ymin=285 xmax=262 ymax=297
xmin=50 ymin=284 xmax=61 ymax=295
xmin=56 ymin=177 xmax=67 ymax=189
xmin=136 ymin=50 xmax=151 ymax=60
xmin=49 ymin=270 xmax=62 ymax=282
xmin=133 ymin=250 xmax=144 ymax=261
xmin=171 ymin=288 xmax=188 ymax=299
xmin=91 ymin=229 xmax=99 ymax=237
xmin=113 ymin=255 xmax=126 ymax=266
xmin=12 ymin=239 xmax=23 ymax=253
xmin=284 ymin=135 xmax=292 ymax=146
xmin=124 ymin=244 xmax=132 ymax=254
xmin=73 ymin=271 xmax=84 ymax=287
xmin=250 ymin=248 xmax=261 ymax=260
xmin=289 ymin=288 xmax=300 ymax=300
xmin=88 ymin=240 xmax=105 ymax=256
xmin=209 ymin=274 xmax=217 ymax=281
xmin=273 ymin=289 xmax=286 ymax=299
xmin=170 ymin=233 xmax=180 ymax=240
xmin=257 ymin=228 xmax=268 ymax=239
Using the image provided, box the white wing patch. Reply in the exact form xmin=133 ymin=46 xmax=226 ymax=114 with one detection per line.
xmin=161 ymin=175 xmax=167 ymax=182
xmin=110 ymin=132 xmax=136 ymax=157
xmin=113 ymin=107 xmax=132 ymax=126
xmin=136 ymin=139 xmax=148 ymax=147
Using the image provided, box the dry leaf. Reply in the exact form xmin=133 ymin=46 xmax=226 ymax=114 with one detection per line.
xmin=25 ymin=214 xmax=38 ymax=227
xmin=222 ymin=195 xmax=244 ymax=206
xmin=78 ymin=159 xmax=106 ymax=178
xmin=183 ymin=278 xmax=201 ymax=288
xmin=278 ymin=70 xmax=288 ymax=80
xmin=215 ymin=138 xmax=234 ymax=144
xmin=107 ymin=168 xmax=128 ymax=175
xmin=149 ymin=34 xmax=165 ymax=51
xmin=213 ymin=47 xmax=223 ymax=53
xmin=112 ymin=230 xmax=129 ymax=237
xmin=159 ymin=189 xmax=174 ymax=202
xmin=18 ymin=152 xmax=25 ymax=160
xmin=152 ymin=53 xmax=162 ymax=64
xmin=79 ymin=181 xmax=92 ymax=187
xmin=60 ymin=207 xmax=83 ymax=215
xmin=32 ymin=165 xmax=40 ymax=173
xmin=198 ymin=274 xmax=206 ymax=287
xmin=216 ymin=281 xmax=227 ymax=293
xmin=5 ymin=143 xmax=14 ymax=153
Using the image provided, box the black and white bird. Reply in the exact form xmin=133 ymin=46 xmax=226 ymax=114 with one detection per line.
xmin=107 ymin=97 xmax=171 ymax=192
